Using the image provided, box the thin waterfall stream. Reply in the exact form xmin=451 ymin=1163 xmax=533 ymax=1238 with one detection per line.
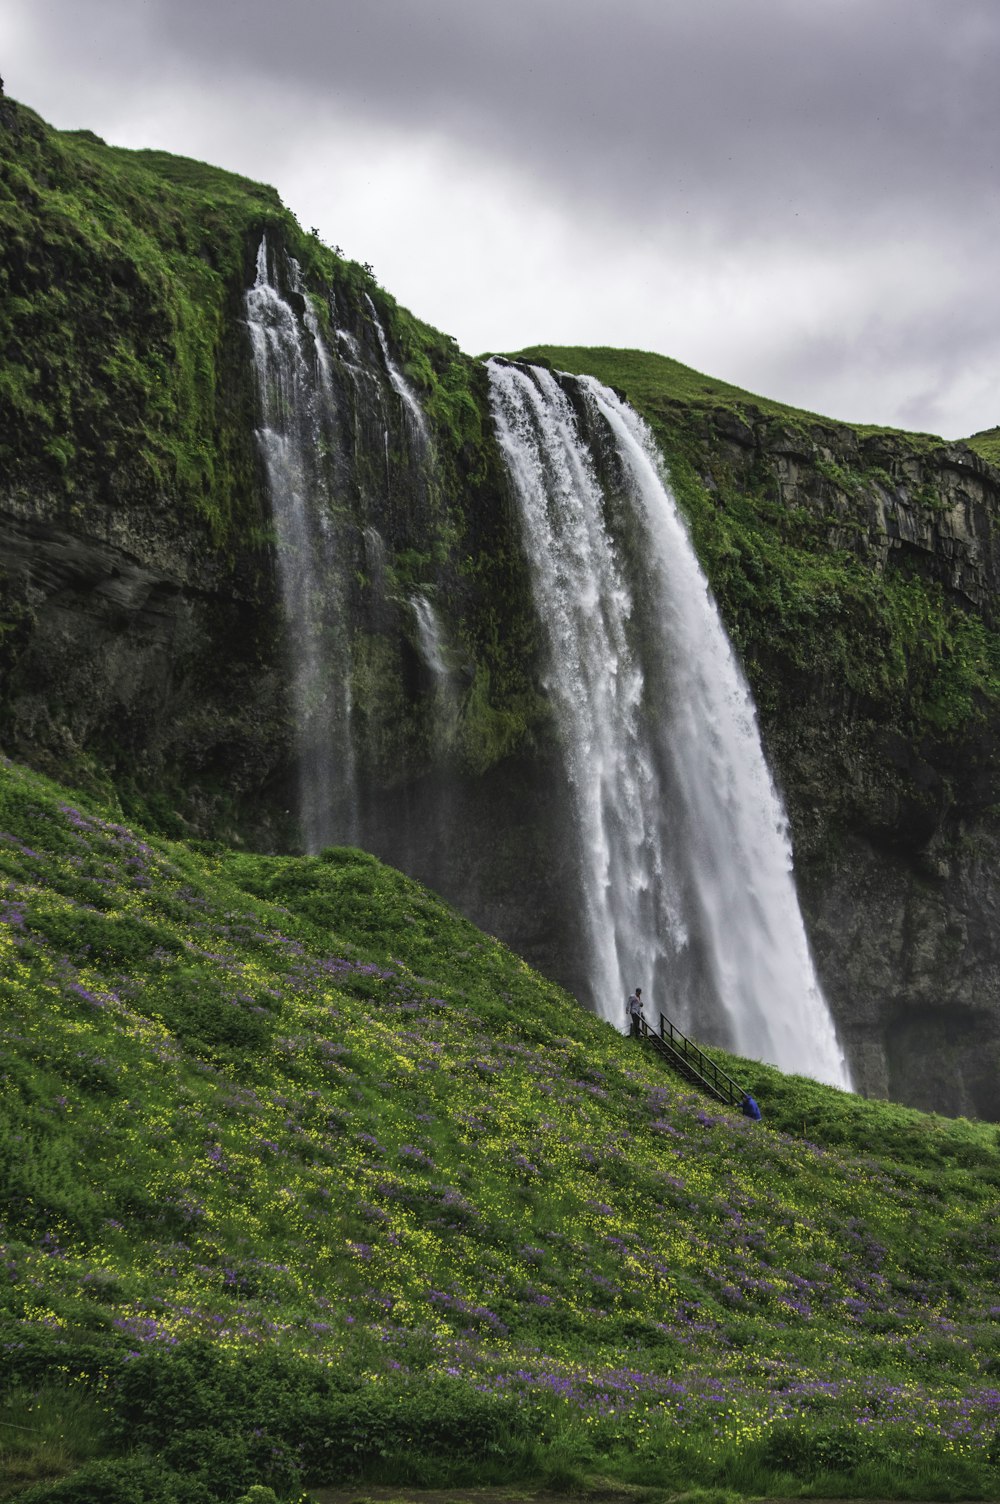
xmin=245 ymin=236 xmax=356 ymax=851
xmin=488 ymin=359 xmax=850 ymax=1088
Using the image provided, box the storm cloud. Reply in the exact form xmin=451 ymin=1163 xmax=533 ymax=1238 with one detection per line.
xmin=5 ymin=0 xmax=999 ymax=436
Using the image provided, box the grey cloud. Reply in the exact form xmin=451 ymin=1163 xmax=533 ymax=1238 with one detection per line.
xmin=51 ymin=0 xmax=1000 ymax=239
xmin=754 ymin=284 xmax=1000 ymax=435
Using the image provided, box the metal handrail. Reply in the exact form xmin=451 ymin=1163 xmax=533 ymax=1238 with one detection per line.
xmin=649 ymin=1011 xmax=747 ymax=1109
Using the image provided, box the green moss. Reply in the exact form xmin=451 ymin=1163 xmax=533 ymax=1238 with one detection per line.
xmin=457 ymin=663 xmax=542 ymax=774
xmin=351 ymin=631 xmax=426 ymax=778
xmin=0 ymin=101 xmax=276 ymax=540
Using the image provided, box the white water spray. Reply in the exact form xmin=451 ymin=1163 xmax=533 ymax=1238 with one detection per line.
xmin=488 ymin=360 xmax=850 ymax=1088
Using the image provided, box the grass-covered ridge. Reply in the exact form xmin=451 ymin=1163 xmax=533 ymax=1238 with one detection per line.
xmin=967 ymin=427 xmax=1000 ymax=468
xmin=510 ymin=344 xmax=945 ymax=445
xmin=3 ymin=756 xmax=1000 ymax=1501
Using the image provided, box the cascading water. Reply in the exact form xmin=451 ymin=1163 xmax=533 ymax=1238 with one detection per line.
xmin=245 ymin=236 xmax=356 ymax=850
xmin=410 ymin=591 xmax=459 ymax=751
xmin=365 ymin=293 xmax=430 ymax=449
xmin=363 ymin=525 xmax=388 ymax=598
xmin=410 ymin=593 xmax=449 ymax=679
xmin=488 ymin=359 xmax=850 ymax=1088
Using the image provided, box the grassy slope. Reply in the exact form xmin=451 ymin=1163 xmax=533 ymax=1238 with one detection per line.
xmin=966 ymin=428 xmax=1000 ymax=468
xmin=3 ymin=756 xmax=1000 ymax=1501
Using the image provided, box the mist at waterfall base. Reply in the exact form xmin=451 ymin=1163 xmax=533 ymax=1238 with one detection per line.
xmin=245 ymin=239 xmax=850 ymax=1090
xmin=488 ymin=362 xmax=850 ymax=1090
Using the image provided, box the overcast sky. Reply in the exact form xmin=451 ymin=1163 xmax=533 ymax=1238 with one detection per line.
xmin=4 ymin=0 xmax=999 ymax=439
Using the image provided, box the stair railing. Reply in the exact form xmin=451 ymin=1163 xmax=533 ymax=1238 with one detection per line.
xmin=638 ymin=1011 xmax=748 ymax=1109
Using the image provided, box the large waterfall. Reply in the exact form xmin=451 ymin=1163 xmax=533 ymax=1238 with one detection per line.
xmin=488 ymin=360 xmax=850 ymax=1088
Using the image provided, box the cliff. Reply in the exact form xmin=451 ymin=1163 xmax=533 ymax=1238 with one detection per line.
xmin=4 ymin=99 xmax=1000 ymax=1115
xmin=0 ymin=97 xmax=571 ymax=985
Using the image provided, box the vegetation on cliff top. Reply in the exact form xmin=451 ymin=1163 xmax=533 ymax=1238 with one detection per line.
xmin=3 ymin=754 xmax=1000 ymax=1501
xmin=1 ymin=100 xmax=278 ymax=541
xmin=967 ymin=427 xmax=1000 ymax=468
xmin=511 ymin=344 xmax=947 ymax=445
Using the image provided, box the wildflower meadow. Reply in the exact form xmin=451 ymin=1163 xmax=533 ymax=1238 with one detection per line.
xmin=2 ymin=755 xmax=1000 ymax=1501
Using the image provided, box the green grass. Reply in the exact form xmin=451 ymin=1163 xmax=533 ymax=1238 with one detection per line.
xmin=0 ymin=1386 xmax=107 ymax=1500
xmin=966 ymin=427 xmax=1000 ymax=467
xmin=3 ymin=754 xmax=1000 ymax=1501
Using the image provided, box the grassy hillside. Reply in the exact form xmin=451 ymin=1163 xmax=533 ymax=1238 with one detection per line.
xmin=966 ymin=427 xmax=1000 ymax=468
xmin=2 ymin=755 xmax=1000 ymax=1502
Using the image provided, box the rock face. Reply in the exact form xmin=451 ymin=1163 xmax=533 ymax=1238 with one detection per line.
xmin=4 ymin=100 xmax=1000 ymax=1117
xmin=0 ymin=493 xmax=287 ymax=836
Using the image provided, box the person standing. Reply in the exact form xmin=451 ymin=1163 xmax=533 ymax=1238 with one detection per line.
xmin=626 ymin=987 xmax=643 ymax=1038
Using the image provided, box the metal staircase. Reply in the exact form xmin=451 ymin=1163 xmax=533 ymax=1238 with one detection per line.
xmin=638 ymin=1011 xmax=748 ymax=1109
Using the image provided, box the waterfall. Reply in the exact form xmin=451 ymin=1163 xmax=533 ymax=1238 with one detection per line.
xmin=410 ymin=592 xmax=460 ymax=753
xmin=245 ymin=236 xmax=356 ymax=850
xmin=364 ymin=293 xmax=430 ymax=449
xmin=488 ymin=359 xmax=850 ymax=1089
xmin=363 ymin=526 xmax=388 ymax=599
xmin=410 ymin=593 xmax=449 ymax=679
